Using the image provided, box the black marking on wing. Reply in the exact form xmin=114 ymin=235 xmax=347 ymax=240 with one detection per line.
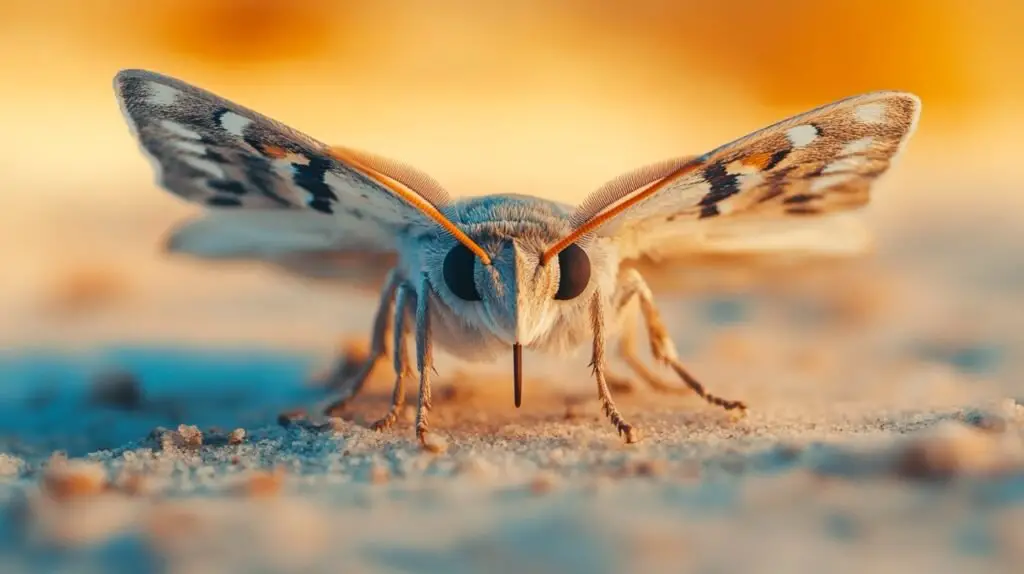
xmin=208 ymin=196 xmax=243 ymax=207
xmin=306 ymin=198 xmax=330 ymax=214
xmin=212 ymin=107 xmax=230 ymax=127
xmin=293 ymin=156 xmax=339 ymax=215
xmin=698 ymin=205 xmax=719 ymax=219
xmin=782 ymin=193 xmax=817 ymax=204
xmin=240 ymin=154 xmax=292 ymax=207
xmin=763 ymin=148 xmax=791 ymax=171
xmin=786 ymin=206 xmax=821 ymax=215
xmin=241 ymin=133 xmax=268 ymax=156
xmin=758 ymin=164 xmax=817 ymax=204
xmin=698 ymin=162 xmax=740 ymax=206
xmin=208 ymin=180 xmax=247 ymax=195
xmin=203 ymin=148 xmax=230 ymax=164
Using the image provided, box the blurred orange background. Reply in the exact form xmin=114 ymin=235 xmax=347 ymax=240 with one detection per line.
xmin=1 ymin=0 xmax=1022 ymax=349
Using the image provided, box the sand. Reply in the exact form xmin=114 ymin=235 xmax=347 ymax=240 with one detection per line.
xmin=1 ymin=182 xmax=1023 ymax=573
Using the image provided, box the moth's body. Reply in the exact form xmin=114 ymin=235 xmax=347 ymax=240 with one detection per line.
xmin=113 ymin=69 xmax=921 ymax=447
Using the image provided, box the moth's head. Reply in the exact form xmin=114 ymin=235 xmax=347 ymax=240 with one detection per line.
xmin=440 ymin=236 xmax=594 ymax=347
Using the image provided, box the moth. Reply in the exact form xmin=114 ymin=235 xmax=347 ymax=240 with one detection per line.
xmin=114 ymin=69 xmax=921 ymax=446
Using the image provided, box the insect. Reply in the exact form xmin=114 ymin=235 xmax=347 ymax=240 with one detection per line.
xmin=114 ymin=69 xmax=921 ymax=447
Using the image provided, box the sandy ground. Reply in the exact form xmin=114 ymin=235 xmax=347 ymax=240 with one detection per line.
xmin=1 ymin=185 xmax=1023 ymax=572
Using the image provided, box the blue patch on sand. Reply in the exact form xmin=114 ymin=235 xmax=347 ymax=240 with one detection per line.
xmin=0 ymin=346 xmax=320 ymax=456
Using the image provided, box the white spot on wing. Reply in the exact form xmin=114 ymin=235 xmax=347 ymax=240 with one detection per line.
xmin=810 ymin=173 xmax=854 ymax=192
xmin=145 ymin=83 xmax=181 ymax=106
xmin=170 ymin=140 xmax=207 ymax=155
xmin=736 ymin=172 xmax=765 ymax=191
xmin=840 ymin=137 xmax=874 ymax=155
xmin=219 ymin=111 xmax=254 ymax=136
xmin=182 ymin=156 xmax=226 ymax=178
xmin=822 ymin=158 xmax=862 ymax=174
xmin=785 ymin=125 xmax=818 ymax=148
xmin=822 ymin=137 xmax=876 ymax=174
xmin=160 ymin=120 xmax=202 ymax=140
xmin=854 ymin=103 xmax=886 ymax=124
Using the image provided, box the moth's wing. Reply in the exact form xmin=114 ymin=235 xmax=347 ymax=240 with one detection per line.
xmin=559 ymin=92 xmax=920 ymax=265
xmin=266 ymin=251 xmax=397 ymax=293
xmin=624 ymin=212 xmax=876 ymax=293
xmin=620 ymin=211 xmax=872 ymax=262
xmin=114 ymin=68 xmax=456 ymax=264
xmin=164 ymin=210 xmax=395 ymax=292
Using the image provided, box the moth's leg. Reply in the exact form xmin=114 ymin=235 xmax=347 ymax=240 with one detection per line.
xmin=621 ymin=268 xmax=747 ymax=413
xmin=322 ymin=269 xmax=401 ymax=416
xmin=600 ymin=291 xmax=635 ymax=393
xmin=590 ymin=290 xmax=640 ymax=443
xmin=608 ymin=296 xmax=683 ymax=395
xmin=370 ymin=282 xmax=415 ymax=431
xmin=412 ymin=273 xmax=437 ymax=446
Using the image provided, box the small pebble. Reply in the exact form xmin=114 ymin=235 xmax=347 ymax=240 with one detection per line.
xmin=88 ymin=370 xmax=143 ymax=409
xmin=41 ymin=459 xmax=108 ymax=500
xmin=161 ymin=425 xmax=203 ymax=451
xmin=961 ymin=399 xmax=1022 ymax=433
xmin=228 ymin=428 xmax=246 ymax=445
xmin=892 ymin=421 xmax=1019 ymax=480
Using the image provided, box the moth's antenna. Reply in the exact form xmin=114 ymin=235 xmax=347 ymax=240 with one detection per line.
xmin=540 ymin=157 xmax=706 ymax=264
xmin=513 ymin=343 xmax=523 ymax=408
xmin=329 ymin=148 xmax=492 ymax=265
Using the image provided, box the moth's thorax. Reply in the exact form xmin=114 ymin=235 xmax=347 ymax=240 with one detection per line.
xmin=443 ymin=193 xmax=576 ymax=244
xmin=400 ymin=194 xmax=622 ymax=362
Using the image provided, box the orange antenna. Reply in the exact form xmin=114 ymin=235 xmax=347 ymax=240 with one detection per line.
xmin=541 ymin=159 xmax=705 ymax=264
xmin=329 ymin=148 xmax=491 ymax=265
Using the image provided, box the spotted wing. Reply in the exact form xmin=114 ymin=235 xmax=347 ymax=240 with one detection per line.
xmin=551 ymin=92 xmax=920 ymax=263
xmin=114 ymin=68 xmax=457 ymax=263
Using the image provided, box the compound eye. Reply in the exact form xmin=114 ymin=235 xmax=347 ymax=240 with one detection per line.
xmin=554 ymin=243 xmax=591 ymax=300
xmin=443 ymin=243 xmax=481 ymax=301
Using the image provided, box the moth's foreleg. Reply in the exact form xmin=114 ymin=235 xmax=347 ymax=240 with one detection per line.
xmin=590 ymin=290 xmax=640 ymax=443
xmin=621 ymin=268 xmax=747 ymax=414
xmin=370 ymin=282 xmax=415 ymax=431
xmin=322 ymin=269 xmax=401 ymax=416
xmin=413 ymin=273 xmax=436 ymax=446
